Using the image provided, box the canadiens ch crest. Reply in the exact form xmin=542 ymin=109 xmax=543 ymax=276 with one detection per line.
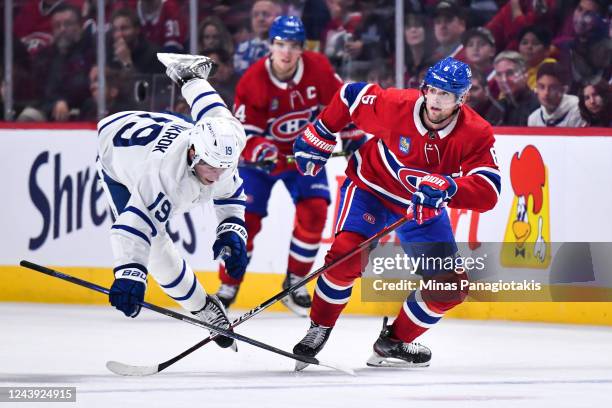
xmin=399 ymin=136 xmax=411 ymax=154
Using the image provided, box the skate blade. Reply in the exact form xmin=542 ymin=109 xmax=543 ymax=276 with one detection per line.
xmin=280 ymin=297 xmax=309 ymax=318
xmin=157 ymin=53 xmax=211 ymax=67
xmin=294 ymin=360 xmax=310 ymax=372
xmin=366 ymin=352 xmax=431 ymax=368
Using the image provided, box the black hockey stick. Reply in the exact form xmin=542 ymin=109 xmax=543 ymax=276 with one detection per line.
xmin=18 ymin=260 xmax=355 ymax=375
xmin=106 ymin=214 xmax=411 ymax=376
xmin=239 ymin=151 xmax=349 ymax=170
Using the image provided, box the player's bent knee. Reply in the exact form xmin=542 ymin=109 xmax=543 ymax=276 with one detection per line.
xmin=323 ymin=231 xmax=368 ymax=282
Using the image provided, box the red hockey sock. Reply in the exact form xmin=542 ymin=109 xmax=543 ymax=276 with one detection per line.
xmin=310 ymin=231 xmax=368 ymax=327
xmin=391 ymin=273 xmax=469 ymax=343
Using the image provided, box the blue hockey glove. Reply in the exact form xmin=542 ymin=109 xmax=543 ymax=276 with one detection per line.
xmin=213 ymin=217 xmax=248 ymax=280
xmin=339 ymin=124 xmax=367 ymax=156
xmin=109 ymin=265 xmax=147 ymax=318
xmin=293 ymin=119 xmax=337 ymax=176
xmin=411 ymin=174 xmax=457 ymax=225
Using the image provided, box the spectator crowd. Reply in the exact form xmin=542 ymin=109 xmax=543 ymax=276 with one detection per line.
xmin=1 ymin=0 xmax=610 ymax=127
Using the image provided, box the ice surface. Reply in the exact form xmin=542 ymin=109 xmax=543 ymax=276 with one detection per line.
xmin=2 ymin=303 xmax=611 ymax=407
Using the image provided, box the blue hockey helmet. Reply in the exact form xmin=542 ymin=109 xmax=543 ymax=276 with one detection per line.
xmin=422 ymin=57 xmax=472 ymax=98
xmin=269 ymin=15 xmax=306 ymax=43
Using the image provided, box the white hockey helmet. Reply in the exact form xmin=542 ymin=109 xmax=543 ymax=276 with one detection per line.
xmin=189 ymin=117 xmax=241 ymax=170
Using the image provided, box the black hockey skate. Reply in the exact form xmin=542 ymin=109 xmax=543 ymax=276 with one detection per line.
xmin=192 ymin=295 xmax=236 ymax=351
xmin=281 ymin=272 xmax=312 ymax=317
xmin=215 ymin=283 xmax=240 ymax=309
xmin=366 ymin=317 xmax=431 ymax=367
xmin=293 ymin=321 xmax=333 ymax=371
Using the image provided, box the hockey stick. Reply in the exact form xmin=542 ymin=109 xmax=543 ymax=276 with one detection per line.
xmin=106 ymin=214 xmax=411 ymax=376
xmin=239 ymin=151 xmax=349 ymax=170
xmin=18 ymin=260 xmax=355 ymax=376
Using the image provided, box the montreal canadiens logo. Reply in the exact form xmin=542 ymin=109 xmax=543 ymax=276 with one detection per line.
xmin=398 ymin=168 xmax=429 ymax=194
xmin=363 ymin=213 xmax=376 ymax=224
xmin=270 ymin=109 xmax=313 ymax=142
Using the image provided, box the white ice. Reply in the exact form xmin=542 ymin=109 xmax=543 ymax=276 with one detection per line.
xmin=2 ymin=303 xmax=611 ymax=408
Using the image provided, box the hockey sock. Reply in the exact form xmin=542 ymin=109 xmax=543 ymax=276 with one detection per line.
xmin=310 ymin=231 xmax=367 ymax=327
xmin=391 ymin=272 xmax=469 ymax=343
xmin=288 ymin=198 xmax=328 ymax=277
xmin=148 ymin=235 xmax=207 ymax=312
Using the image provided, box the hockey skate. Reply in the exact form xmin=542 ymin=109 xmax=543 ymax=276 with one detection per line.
xmin=366 ymin=317 xmax=431 ymax=368
xmin=192 ymin=295 xmax=237 ymax=351
xmin=157 ymin=53 xmax=217 ymax=85
xmin=293 ymin=321 xmax=333 ymax=371
xmin=215 ymin=283 xmax=240 ymax=309
xmin=280 ymin=272 xmax=311 ymax=317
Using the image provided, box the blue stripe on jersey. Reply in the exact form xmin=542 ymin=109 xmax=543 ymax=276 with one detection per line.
xmin=406 ymin=291 xmax=442 ymax=325
xmin=113 ymin=263 xmax=147 ymax=274
xmin=289 ymin=242 xmax=319 ymax=258
xmin=192 ymin=91 xmax=217 ymax=106
xmin=229 ymin=185 xmax=244 ymax=199
xmin=316 ymin=276 xmax=353 ymax=301
xmin=111 ymin=224 xmax=151 ymax=245
xmin=342 ymin=82 xmax=368 ymax=108
xmin=353 ymin=152 xmax=411 ymax=210
xmin=98 ymin=112 xmax=132 ymax=135
xmin=160 ymin=260 xmax=186 ymax=289
xmin=380 ymin=141 xmax=404 ymax=174
xmin=474 ymin=170 xmax=502 ymax=193
xmin=124 ymin=206 xmax=157 ymax=237
xmin=244 ymin=129 xmax=260 ymax=138
xmin=171 ymin=275 xmax=198 ymax=301
xmin=196 ymin=102 xmax=226 ymax=122
xmin=213 ymin=198 xmax=246 ymax=206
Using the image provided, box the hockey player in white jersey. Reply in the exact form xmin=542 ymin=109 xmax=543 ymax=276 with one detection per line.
xmin=96 ymin=54 xmax=247 ymax=349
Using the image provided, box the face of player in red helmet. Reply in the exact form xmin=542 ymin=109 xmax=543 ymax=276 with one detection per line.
xmin=270 ymin=39 xmax=303 ymax=80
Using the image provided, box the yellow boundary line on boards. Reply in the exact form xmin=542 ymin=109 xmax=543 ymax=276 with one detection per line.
xmin=2 ymin=265 xmax=611 ymax=325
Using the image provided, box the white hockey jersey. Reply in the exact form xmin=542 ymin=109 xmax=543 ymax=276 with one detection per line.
xmin=96 ymin=79 xmax=246 ymax=272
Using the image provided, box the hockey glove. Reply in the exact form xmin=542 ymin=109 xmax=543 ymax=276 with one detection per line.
xmin=109 ymin=265 xmax=147 ymax=318
xmin=339 ymin=124 xmax=367 ymax=156
xmin=242 ymin=137 xmax=279 ymax=173
xmin=411 ymin=174 xmax=457 ymax=225
xmin=213 ymin=217 xmax=248 ymax=280
xmin=293 ymin=119 xmax=337 ymax=176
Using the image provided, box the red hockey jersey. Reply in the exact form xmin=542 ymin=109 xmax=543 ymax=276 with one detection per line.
xmin=136 ymin=0 xmax=185 ymax=51
xmin=14 ymin=0 xmax=84 ymax=55
xmin=234 ymin=51 xmax=344 ymax=155
xmin=318 ymin=84 xmax=501 ymax=214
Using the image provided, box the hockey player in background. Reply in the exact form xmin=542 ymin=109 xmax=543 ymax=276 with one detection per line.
xmin=215 ymin=16 xmax=366 ymax=315
xmin=292 ymin=57 xmax=501 ymax=368
xmin=96 ymin=54 xmax=248 ymax=349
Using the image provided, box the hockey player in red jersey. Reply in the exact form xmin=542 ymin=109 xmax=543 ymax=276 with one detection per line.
xmin=215 ymin=16 xmax=366 ymax=316
xmin=291 ymin=57 xmax=501 ymax=369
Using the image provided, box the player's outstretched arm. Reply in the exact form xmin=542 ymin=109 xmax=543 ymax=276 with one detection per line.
xmin=293 ymin=119 xmax=337 ymax=176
